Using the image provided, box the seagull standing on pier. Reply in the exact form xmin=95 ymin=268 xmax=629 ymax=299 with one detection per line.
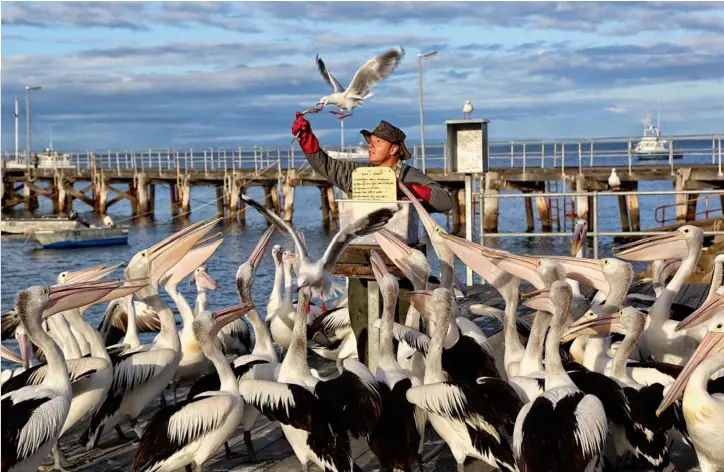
xmin=241 ymin=194 xmax=399 ymax=310
xmin=315 ymin=47 xmax=405 ymax=120
xmin=608 ymin=168 xmax=621 ymax=191
xmin=462 ymin=100 xmax=474 ymax=119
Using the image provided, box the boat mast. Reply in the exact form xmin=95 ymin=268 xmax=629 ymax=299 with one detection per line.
xmin=14 ymin=96 xmax=19 ymax=159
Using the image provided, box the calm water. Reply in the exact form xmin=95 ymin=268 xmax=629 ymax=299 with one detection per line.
xmin=2 ymin=145 xmax=716 ymax=352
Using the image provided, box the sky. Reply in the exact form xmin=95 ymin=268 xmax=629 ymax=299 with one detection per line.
xmin=2 ymin=1 xmax=724 ymax=152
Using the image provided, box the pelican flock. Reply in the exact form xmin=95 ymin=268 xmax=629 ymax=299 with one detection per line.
xmin=2 ymin=188 xmax=723 ymax=472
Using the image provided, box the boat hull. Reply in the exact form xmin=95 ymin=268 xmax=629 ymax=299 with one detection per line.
xmin=30 ymin=227 xmax=129 ymax=249
xmin=636 ymin=152 xmax=684 ymax=161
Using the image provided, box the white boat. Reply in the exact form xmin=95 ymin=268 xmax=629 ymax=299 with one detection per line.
xmin=3 ymin=143 xmax=74 ymax=170
xmin=633 ymin=113 xmax=683 ymax=161
xmin=30 ymin=226 xmax=129 ymax=249
xmin=1 ymin=215 xmax=79 ymax=235
xmin=326 ymin=142 xmax=370 ymax=160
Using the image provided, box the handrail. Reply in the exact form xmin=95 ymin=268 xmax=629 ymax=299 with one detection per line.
xmin=655 ymin=193 xmax=723 ymax=226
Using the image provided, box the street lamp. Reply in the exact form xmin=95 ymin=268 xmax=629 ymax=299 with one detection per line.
xmin=417 ymin=51 xmax=437 ymax=173
xmin=25 ymin=85 xmax=42 ymax=171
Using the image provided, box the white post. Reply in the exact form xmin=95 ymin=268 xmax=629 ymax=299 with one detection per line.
xmin=367 ymin=280 xmax=380 ymax=373
xmin=14 ymin=97 xmax=19 ymax=159
xmin=417 ymin=50 xmax=438 ymax=174
xmin=341 ymin=119 xmax=344 ymax=151
xmin=465 ymin=173 xmax=473 ymax=286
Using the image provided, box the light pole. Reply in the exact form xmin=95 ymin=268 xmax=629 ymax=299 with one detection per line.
xmin=25 ymin=85 xmax=42 ymax=171
xmin=417 ymin=50 xmax=437 ymax=173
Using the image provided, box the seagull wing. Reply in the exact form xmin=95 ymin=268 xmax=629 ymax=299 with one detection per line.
xmin=316 ymin=55 xmax=345 ymax=93
xmin=321 ymin=206 xmax=399 ymax=271
xmin=346 ymin=46 xmax=404 ymax=99
xmin=241 ymin=194 xmax=309 ymax=261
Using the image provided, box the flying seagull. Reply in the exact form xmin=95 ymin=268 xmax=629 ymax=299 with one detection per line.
xmin=315 ymin=46 xmax=405 ymax=120
xmin=241 ymin=194 xmax=400 ymax=309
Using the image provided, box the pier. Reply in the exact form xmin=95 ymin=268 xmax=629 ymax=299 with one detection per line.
xmin=2 ymin=133 xmax=723 ymax=237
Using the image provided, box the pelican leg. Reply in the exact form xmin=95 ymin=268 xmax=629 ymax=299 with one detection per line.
xmin=222 ymin=441 xmax=245 ymax=460
xmin=417 ymin=453 xmax=424 ymax=472
xmin=130 ymin=418 xmax=143 ymax=438
xmin=244 ymin=430 xmax=258 ymax=462
xmin=173 ymin=382 xmax=179 ymax=404
xmin=158 ymin=392 xmax=167 ymax=408
xmin=302 ymin=464 xmax=310 ymax=472
xmin=185 ymin=466 xmax=193 ymax=472
xmin=456 ymin=463 xmax=465 ymax=472
xmin=114 ymin=425 xmax=129 ymax=440
xmin=51 ymin=444 xmax=72 ymax=472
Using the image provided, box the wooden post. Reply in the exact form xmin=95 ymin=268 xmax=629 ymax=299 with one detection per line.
xmin=675 ymin=168 xmax=691 ymax=223
xmin=524 ymin=192 xmax=535 ymax=232
xmin=228 ymin=175 xmax=241 ymax=220
xmin=169 ymin=183 xmax=179 ymax=217
xmin=327 ymin=186 xmax=338 ymax=224
xmin=57 ymin=177 xmax=72 ymax=214
xmin=458 ymin=188 xmax=466 ymax=234
xmin=686 ymin=193 xmax=698 ymax=222
xmin=319 ymin=186 xmax=330 ymax=228
xmin=617 ymin=191 xmax=631 ymax=232
xmin=98 ymin=176 xmax=108 ymax=216
xmin=238 ymin=186 xmax=247 ymax=225
xmin=535 ymin=190 xmax=552 ymax=232
xmin=264 ymin=183 xmax=276 ymax=216
xmin=627 ymin=181 xmax=640 ymax=232
xmin=23 ymin=181 xmax=33 ymax=212
xmin=483 ymin=172 xmax=500 ymax=232
xmin=216 ymin=185 xmax=224 ymax=218
xmin=136 ymin=172 xmax=149 ymax=215
xmin=149 ymin=184 xmax=156 ymax=217
xmin=451 ymin=188 xmax=462 ymax=234
xmin=181 ymin=175 xmax=191 ymax=216
xmin=283 ymin=176 xmax=295 ymax=223
xmin=575 ymin=176 xmax=589 ymax=222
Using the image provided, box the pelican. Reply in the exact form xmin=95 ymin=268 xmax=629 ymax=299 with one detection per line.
xmin=614 ymin=226 xmax=703 ymax=364
xmin=132 ymin=304 xmax=252 ymax=472
xmin=2 ymin=280 xmax=138 ymax=472
xmin=406 ymin=288 xmax=522 ymax=472
xmin=266 ymin=244 xmax=285 ymax=317
xmin=239 ymin=287 xmax=382 ymax=472
xmin=187 ymin=227 xmax=278 ymax=461
xmin=659 ymin=303 xmax=724 ymax=472
xmin=513 ymin=281 xmax=608 ymax=472
xmin=81 ymin=219 xmax=219 ymax=448
xmin=367 ymin=250 xmax=424 ymax=471
xmin=192 ymin=266 xmax=218 ymax=315
xmin=241 ymin=192 xmax=399 ymax=309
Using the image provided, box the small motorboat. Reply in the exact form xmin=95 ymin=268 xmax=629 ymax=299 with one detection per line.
xmin=28 ymin=214 xmax=129 ymax=248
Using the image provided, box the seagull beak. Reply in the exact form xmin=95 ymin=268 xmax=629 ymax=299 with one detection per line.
xmin=675 ymin=293 xmax=724 ymax=332
xmin=250 ymin=226 xmax=275 ymax=271
xmin=613 ymin=231 xmax=689 ymax=261
xmin=657 ymin=327 xmax=724 ymax=416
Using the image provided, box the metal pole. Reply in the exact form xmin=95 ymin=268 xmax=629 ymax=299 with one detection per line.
xmin=418 ymin=54 xmax=426 ymax=173
xmin=465 ymin=174 xmax=474 ymax=286
xmin=593 ymin=191 xmax=599 ymax=259
xmin=14 ymin=97 xmax=19 ymax=160
xmin=25 ymin=90 xmax=30 ymax=171
xmin=340 ymin=119 xmax=344 ymax=150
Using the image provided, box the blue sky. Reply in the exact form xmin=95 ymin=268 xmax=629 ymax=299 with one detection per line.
xmin=2 ymin=1 xmax=724 ymax=151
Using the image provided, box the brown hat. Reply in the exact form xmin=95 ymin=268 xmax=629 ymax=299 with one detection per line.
xmin=360 ymin=120 xmax=412 ymax=160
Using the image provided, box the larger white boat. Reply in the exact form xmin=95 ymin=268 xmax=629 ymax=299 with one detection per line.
xmin=325 ymin=141 xmax=370 ymax=160
xmin=633 ymin=114 xmax=683 ymax=161
xmin=3 ymin=143 xmax=74 ymax=170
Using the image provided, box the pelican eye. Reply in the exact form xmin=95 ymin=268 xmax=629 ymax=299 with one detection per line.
xmin=43 ymin=288 xmax=48 ymax=295
xmin=716 ymin=323 xmax=723 ymax=331
xmin=683 ymin=228 xmax=689 ymax=234
xmin=603 ymin=260 xmax=609 ymax=265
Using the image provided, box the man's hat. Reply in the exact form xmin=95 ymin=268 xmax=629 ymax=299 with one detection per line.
xmin=360 ymin=120 xmax=412 ymax=160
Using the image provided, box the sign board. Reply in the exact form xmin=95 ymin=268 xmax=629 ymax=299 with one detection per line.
xmin=445 ymin=119 xmax=489 ymax=173
xmin=352 ymin=167 xmax=397 ymax=201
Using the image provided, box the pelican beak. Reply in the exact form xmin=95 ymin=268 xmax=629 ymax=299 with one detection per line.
xmin=18 ymin=331 xmax=32 ymax=368
xmin=370 ymin=249 xmax=389 ymax=285
xmin=560 ymin=313 xmax=625 ymax=343
xmin=250 ymin=226 xmax=276 ymax=271
xmin=162 ymin=236 xmax=223 ymax=288
xmin=212 ymin=302 xmax=255 ymax=334
xmin=398 ymin=182 xmax=443 ymax=239
xmin=62 ymin=263 xmax=108 ymax=284
xmin=148 ymin=218 xmax=221 ymax=285
xmin=197 ymin=269 xmax=220 ymax=291
xmin=571 ymin=222 xmax=586 ymax=256
xmin=408 ymin=290 xmax=435 ymax=318
xmin=43 ymin=280 xmax=134 ymax=318
xmin=521 ymin=287 xmax=549 ymax=299
xmin=83 ymin=279 xmax=149 ymax=308
xmin=527 ymin=255 xmax=610 ymax=294
xmin=453 ymin=273 xmax=468 ymax=298
xmin=1 ymin=344 xmax=25 ymax=366
xmin=675 ymin=293 xmax=724 ymax=332
xmin=375 ymin=228 xmax=426 ymax=289
xmin=438 ymin=232 xmax=507 ymax=289
xmin=522 ymin=290 xmax=555 ymax=313
xmin=483 ymin=248 xmax=545 ymax=289
xmin=613 ymin=231 xmax=689 ymax=261
xmin=657 ymin=328 xmax=724 ymax=416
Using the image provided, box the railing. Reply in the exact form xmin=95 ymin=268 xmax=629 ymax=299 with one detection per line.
xmin=655 ymin=193 xmax=724 ymax=226
xmin=3 ymin=133 xmax=722 ymax=175
xmin=475 ymin=189 xmax=724 ymax=261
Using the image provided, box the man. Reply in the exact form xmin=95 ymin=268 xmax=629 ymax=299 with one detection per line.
xmin=292 ymin=112 xmax=452 ymax=364
xmin=291 ymin=112 xmax=453 ymax=213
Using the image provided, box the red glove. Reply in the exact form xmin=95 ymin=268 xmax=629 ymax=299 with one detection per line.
xmin=402 ymin=183 xmax=432 ymax=202
xmin=292 ymin=112 xmax=320 ymax=154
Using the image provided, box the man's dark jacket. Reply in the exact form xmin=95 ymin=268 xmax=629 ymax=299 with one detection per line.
xmin=302 ymin=148 xmax=453 ymax=214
